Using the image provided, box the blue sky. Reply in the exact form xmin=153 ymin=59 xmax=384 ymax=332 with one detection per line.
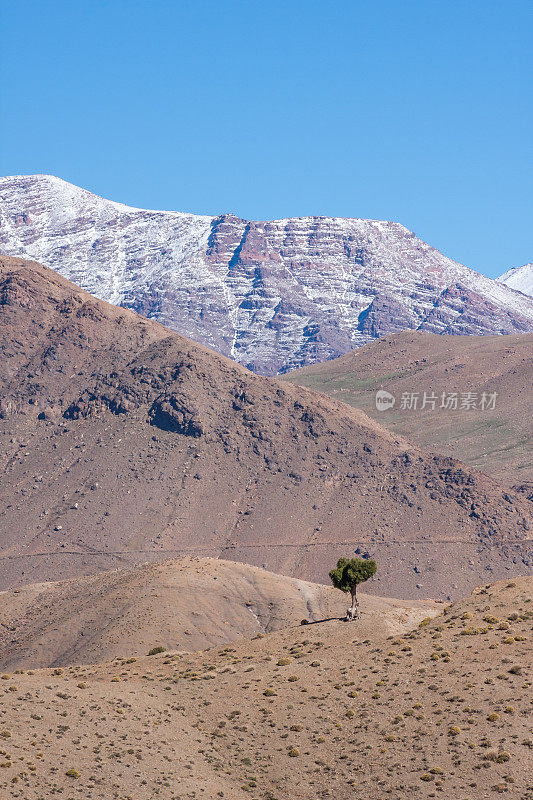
xmin=0 ymin=0 xmax=531 ymax=278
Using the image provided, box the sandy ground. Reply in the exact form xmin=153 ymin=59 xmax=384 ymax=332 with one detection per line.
xmin=0 ymin=576 xmax=530 ymax=800
xmin=0 ymin=556 xmax=440 ymax=670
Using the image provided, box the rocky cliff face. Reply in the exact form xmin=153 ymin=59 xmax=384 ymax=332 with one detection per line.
xmin=1 ymin=174 xmax=532 ymax=374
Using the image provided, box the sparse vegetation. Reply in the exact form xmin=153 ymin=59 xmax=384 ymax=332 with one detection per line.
xmin=147 ymin=646 xmax=167 ymax=656
xmin=65 ymin=768 xmax=80 ymax=778
xmin=0 ymin=570 xmax=529 ymax=800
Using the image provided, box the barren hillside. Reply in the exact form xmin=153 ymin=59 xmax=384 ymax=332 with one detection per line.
xmin=0 ymin=256 xmax=531 ymax=599
xmin=0 ymin=576 xmax=530 ymax=800
xmin=0 ymin=557 xmax=439 ymax=670
xmin=284 ymin=331 xmax=533 ymax=483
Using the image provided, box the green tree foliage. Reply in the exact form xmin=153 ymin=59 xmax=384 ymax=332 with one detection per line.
xmin=329 ymin=557 xmax=377 ymax=605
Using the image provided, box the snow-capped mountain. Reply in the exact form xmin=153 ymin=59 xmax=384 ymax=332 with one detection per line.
xmin=1 ymin=174 xmax=532 ymax=374
xmin=498 ymin=264 xmax=533 ymax=298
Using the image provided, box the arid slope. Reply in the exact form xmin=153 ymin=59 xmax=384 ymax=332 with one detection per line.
xmin=0 ymin=576 xmax=530 ymax=800
xmin=284 ymin=331 xmax=533 ymax=483
xmin=0 ymin=256 xmax=531 ymax=599
xmin=0 ymin=557 xmax=439 ymax=670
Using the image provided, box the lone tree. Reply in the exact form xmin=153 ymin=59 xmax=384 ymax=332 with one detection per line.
xmin=329 ymin=557 xmax=377 ymax=619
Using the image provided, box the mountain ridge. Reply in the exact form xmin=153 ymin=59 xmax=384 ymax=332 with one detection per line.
xmin=1 ymin=174 xmax=532 ymax=374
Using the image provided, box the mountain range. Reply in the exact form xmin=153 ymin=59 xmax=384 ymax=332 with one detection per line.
xmin=1 ymin=174 xmax=532 ymax=375
xmin=0 ymin=255 xmax=530 ymax=599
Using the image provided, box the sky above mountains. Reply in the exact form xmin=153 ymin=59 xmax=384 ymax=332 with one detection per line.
xmin=0 ymin=0 xmax=531 ymax=278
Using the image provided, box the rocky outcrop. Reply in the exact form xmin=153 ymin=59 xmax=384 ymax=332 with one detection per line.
xmin=148 ymin=394 xmax=204 ymax=436
xmin=1 ymin=175 xmax=532 ymax=374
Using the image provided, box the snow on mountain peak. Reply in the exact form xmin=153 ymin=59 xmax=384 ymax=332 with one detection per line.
xmin=1 ymin=174 xmax=532 ymax=374
xmin=498 ymin=264 xmax=533 ymax=298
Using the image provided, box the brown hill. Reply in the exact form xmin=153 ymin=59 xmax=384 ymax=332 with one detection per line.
xmin=284 ymin=330 xmax=533 ymax=484
xmin=0 ymin=557 xmax=439 ymax=670
xmin=0 ymin=576 xmax=530 ymax=800
xmin=0 ymin=256 xmax=531 ymax=599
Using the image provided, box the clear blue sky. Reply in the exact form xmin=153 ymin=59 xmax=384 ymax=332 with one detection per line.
xmin=1 ymin=0 xmax=531 ymax=278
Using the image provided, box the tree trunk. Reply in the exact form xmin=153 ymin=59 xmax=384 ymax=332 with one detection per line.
xmin=350 ymin=584 xmax=357 ymax=611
